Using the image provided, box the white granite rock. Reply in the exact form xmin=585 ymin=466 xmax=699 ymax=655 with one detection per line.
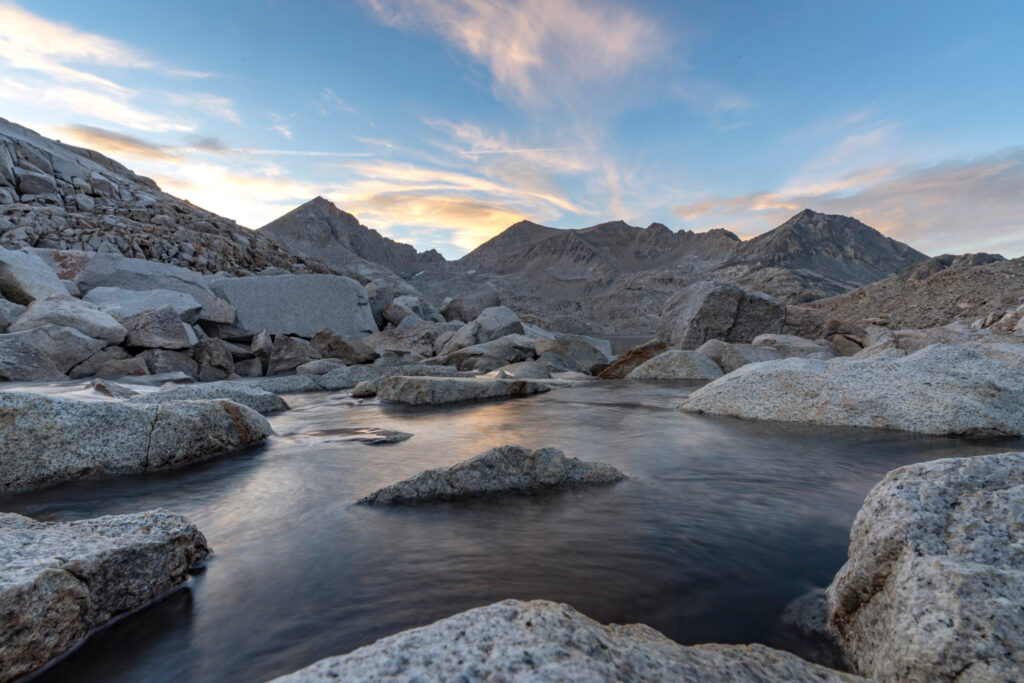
xmin=626 ymin=349 xmax=724 ymax=380
xmin=10 ymin=294 xmax=127 ymax=344
xmin=376 ymin=376 xmax=551 ymax=405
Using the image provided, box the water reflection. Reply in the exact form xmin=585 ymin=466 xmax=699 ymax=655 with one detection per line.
xmin=5 ymin=380 xmax=1021 ymax=683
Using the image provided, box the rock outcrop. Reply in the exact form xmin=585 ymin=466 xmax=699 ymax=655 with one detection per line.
xmin=269 ymin=599 xmax=859 ymax=682
xmin=358 ymin=445 xmax=624 ymax=504
xmin=0 ymin=392 xmax=272 ymax=491
xmin=625 ymin=350 xmax=723 ymax=381
xmin=679 ymin=344 xmax=1024 ymax=436
xmin=0 ymin=509 xmax=209 ymax=682
xmin=825 ymin=452 xmax=1024 ymax=681
xmin=656 ymin=281 xmax=786 ymax=349
xmin=376 ymin=376 xmax=551 ymax=406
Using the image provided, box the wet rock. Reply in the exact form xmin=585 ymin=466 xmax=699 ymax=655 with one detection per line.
xmin=359 ymin=445 xmax=624 ymax=504
xmin=656 ymin=281 xmax=785 ymax=349
xmin=440 ymin=283 xmax=501 ymax=322
xmin=128 ymin=381 xmax=288 ymax=414
xmin=0 ymin=392 xmax=272 ymax=491
xmin=310 ymin=327 xmax=378 ymax=364
xmin=376 ymin=376 xmax=551 ymax=406
xmin=82 ymin=286 xmax=203 ymax=324
xmin=267 ymin=335 xmax=322 ymax=375
xmin=9 ymin=294 xmax=127 ymax=344
xmin=626 ymin=350 xmax=723 ymax=381
xmin=270 ymin=600 xmax=858 ymax=682
xmin=0 ymin=325 xmax=105 ymax=381
xmin=209 ymin=274 xmax=377 ymax=339
xmin=350 ymin=380 xmax=376 ymax=397
xmin=191 ymin=338 xmax=235 ymax=382
xmin=826 ymin=452 xmax=1024 ymax=681
xmin=122 ymin=306 xmax=197 ymax=350
xmin=0 ymin=245 xmax=67 ymax=304
xmin=680 ymin=344 xmax=1024 ymax=436
xmin=0 ymin=509 xmax=209 ymax=681
xmin=597 ymin=339 xmax=667 ymax=379
xmin=86 ymin=378 xmax=140 ymax=399
xmin=772 ymin=589 xmax=846 ymax=671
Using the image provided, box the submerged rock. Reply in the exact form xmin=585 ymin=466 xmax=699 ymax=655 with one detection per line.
xmin=824 ymin=451 xmax=1024 ymax=681
xmin=358 ymin=445 xmax=624 ymax=504
xmin=269 ymin=599 xmax=859 ymax=682
xmin=376 ymin=376 xmax=551 ymax=406
xmin=128 ymin=381 xmax=288 ymax=414
xmin=680 ymin=344 xmax=1024 ymax=436
xmin=0 ymin=509 xmax=209 ymax=682
xmin=626 ymin=350 xmax=723 ymax=381
xmin=0 ymin=392 xmax=272 ymax=491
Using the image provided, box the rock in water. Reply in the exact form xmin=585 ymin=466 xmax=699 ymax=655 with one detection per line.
xmin=128 ymin=381 xmax=288 ymax=414
xmin=376 ymin=376 xmax=551 ymax=405
xmin=656 ymin=281 xmax=785 ymax=349
xmin=0 ymin=509 xmax=209 ymax=681
xmin=825 ymin=452 xmax=1024 ymax=681
xmin=358 ymin=445 xmax=624 ymax=504
xmin=597 ymin=338 xmax=667 ymax=379
xmin=268 ymin=599 xmax=859 ymax=682
xmin=0 ymin=392 xmax=272 ymax=491
xmin=626 ymin=350 xmax=723 ymax=380
xmin=679 ymin=344 xmax=1024 ymax=436
xmin=209 ymin=274 xmax=377 ymax=339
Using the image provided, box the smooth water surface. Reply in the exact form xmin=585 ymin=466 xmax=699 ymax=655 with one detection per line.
xmin=4 ymin=379 xmax=1020 ymax=682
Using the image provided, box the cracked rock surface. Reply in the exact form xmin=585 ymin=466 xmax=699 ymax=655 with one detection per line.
xmin=826 ymin=451 xmax=1024 ymax=681
xmin=358 ymin=445 xmax=624 ymax=504
xmin=0 ymin=391 xmax=271 ymax=492
xmin=269 ymin=599 xmax=862 ymax=682
xmin=0 ymin=509 xmax=209 ymax=682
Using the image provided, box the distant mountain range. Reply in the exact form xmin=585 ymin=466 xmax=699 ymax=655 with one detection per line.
xmin=0 ymin=117 xmax=938 ymax=334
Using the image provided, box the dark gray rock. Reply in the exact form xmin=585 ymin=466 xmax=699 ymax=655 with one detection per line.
xmin=10 ymin=294 xmax=127 ymax=344
xmin=136 ymin=349 xmax=199 ymax=378
xmin=191 ymin=338 xmax=235 ymax=382
xmin=359 ymin=445 xmax=624 ymax=504
xmin=0 ymin=298 xmax=25 ymax=332
xmin=440 ymin=283 xmax=501 ymax=322
xmin=0 ymin=324 xmax=105 ymax=380
xmin=0 ymin=245 xmax=67 ymax=304
xmin=656 ymin=281 xmax=786 ymax=349
xmin=82 ymin=286 xmax=204 ymax=324
xmin=122 ymin=306 xmax=197 ymax=349
xmin=626 ymin=350 xmax=723 ymax=380
xmin=95 ymin=356 xmax=150 ymax=378
xmin=268 ymin=335 xmax=322 ymax=375
xmin=0 ymin=509 xmax=209 ymax=681
xmin=129 ymin=381 xmax=287 ymax=414
xmin=376 ymin=376 xmax=551 ymax=405
xmin=310 ymin=328 xmax=378 ymax=364
xmin=68 ymin=346 xmax=130 ymax=379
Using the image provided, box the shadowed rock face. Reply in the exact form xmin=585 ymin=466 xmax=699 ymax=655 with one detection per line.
xmin=269 ymin=599 xmax=861 ymax=682
xmin=358 ymin=445 xmax=624 ymax=504
xmin=0 ymin=392 xmax=272 ymax=492
xmin=825 ymin=452 xmax=1024 ymax=681
xmin=0 ymin=509 xmax=209 ymax=682
xmin=679 ymin=344 xmax=1024 ymax=437
xmin=656 ymin=281 xmax=786 ymax=349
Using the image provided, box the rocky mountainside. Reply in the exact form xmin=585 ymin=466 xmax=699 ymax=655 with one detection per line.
xmin=812 ymin=252 xmax=1024 ymax=328
xmin=259 ymin=197 xmax=445 ymax=279
xmin=0 ymin=117 xmax=329 ymax=275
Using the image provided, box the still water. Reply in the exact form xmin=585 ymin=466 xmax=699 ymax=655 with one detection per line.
xmin=4 ymin=379 xmax=1020 ymax=682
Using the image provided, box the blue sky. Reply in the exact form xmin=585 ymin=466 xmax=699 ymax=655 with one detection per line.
xmin=1 ymin=0 xmax=1021 ymax=258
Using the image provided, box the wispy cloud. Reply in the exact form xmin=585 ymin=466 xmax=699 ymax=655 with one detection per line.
xmin=362 ymin=0 xmax=663 ymax=106
xmin=53 ymin=124 xmax=180 ymax=161
xmin=674 ymin=147 xmax=1024 ymax=256
xmin=310 ymin=86 xmax=355 ymax=115
xmin=270 ymin=113 xmax=293 ymax=139
xmin=167 ymin=92 xmax=241 ymax=123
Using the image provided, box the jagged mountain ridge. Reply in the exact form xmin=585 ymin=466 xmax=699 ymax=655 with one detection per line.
xmin=259 ymin=197 xmax=445 ymax=278
xmin=0 ymin=117 xmax=330 ymax=275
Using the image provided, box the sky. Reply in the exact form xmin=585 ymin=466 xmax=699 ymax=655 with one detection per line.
xmin=1 ymin=0 xmax=1021 ymax=259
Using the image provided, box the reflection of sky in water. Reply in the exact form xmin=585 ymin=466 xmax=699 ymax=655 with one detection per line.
xmin=4 ymin=380 xmax=1021 ymax=683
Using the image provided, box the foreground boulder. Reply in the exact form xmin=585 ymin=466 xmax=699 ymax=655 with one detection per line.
xmin=359 ymin=445 xmax=625 ymax=504
xmin=597 ymin=338 xmax=667 ymax=379
xmin=625 ymin=350 xmax=723 ymax=381
xmin=209 ymin=274 xmax=377 ymax=338
xmin=656 ymin=281 xmax=785 ymax=349
xmin=376 ymin=376 xmax=551 ymax=406
xmin=825 ymin=452 xmax=1024 ymax=681
xmin=128 ymin=381 xmax=288 ymax=414
xmin=679 ymin=344 xmax=1024 ymax=436
xmin=0 ymin=392 xmax=272 ymax=491
xmin=0 ymin=509 xmax=209 ymax=682
xmin=269 ymin=599 xmax=858 ymax=682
